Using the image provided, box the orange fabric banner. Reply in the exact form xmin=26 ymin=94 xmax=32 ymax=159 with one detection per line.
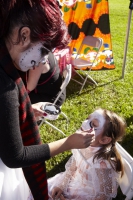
xmin=59 ymin=0 xmax=115 ymax=70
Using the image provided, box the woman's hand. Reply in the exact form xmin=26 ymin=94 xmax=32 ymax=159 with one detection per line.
xmin=32 ymin=102 xmax=45 ymax=121
xmin=51 ymin=187 xmax=65 ymax=200
xmin=49 ymin=128 xmax=95 ymax=157
xmin=66 ymin=128 xmax=95 ymax=149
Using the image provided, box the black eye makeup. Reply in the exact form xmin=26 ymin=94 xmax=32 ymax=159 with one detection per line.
xmin=90 ymin=121 xmax=99 ymax=130
xmin=90 ymin=121 xmax=93 ymax=128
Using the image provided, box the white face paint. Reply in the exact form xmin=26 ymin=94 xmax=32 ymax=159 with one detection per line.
xmin=81 ymin=109 xmax=105 ymax=136
xmin=19 ymin=42 xmax=49 ymax=71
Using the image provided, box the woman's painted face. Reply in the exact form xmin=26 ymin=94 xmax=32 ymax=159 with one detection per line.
xmin=18 ymin=42 xmax=48 ymax=72
xmin=81 ymin=109 xmax=105 ymax=137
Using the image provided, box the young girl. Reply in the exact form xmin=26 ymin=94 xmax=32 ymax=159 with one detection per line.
xmin=48 ymin=108 xmax=126 ymax=200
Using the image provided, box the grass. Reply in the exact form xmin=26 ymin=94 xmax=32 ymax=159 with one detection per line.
xmin=40 ymin=0 xmax=133 ymax=199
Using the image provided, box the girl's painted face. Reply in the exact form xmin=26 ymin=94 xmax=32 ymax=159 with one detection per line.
xmin=18 ymin=42 xmax=49 ymax=72
xmin=81 ymin=109 xmax=105 ymax=137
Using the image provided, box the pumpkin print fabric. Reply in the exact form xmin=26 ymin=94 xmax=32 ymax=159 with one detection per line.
xmin=59 ymin=0 xmax=115 ymax=70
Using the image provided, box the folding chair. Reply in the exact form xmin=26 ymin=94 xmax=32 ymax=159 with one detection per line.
xmin=71 ymin=35 xmax=103 ymax=94
xmin=116 ymin=142 xmax=133 ymax=200
xmin=39 ymin=64 xmax=72 ymax=136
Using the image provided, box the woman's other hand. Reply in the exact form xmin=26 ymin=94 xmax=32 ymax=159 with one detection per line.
xmin=32 ymin=102 xmax=45 ymax=121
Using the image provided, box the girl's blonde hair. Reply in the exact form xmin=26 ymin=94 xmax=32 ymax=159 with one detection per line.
xmin=93 ymin=109 xmax=126 ymax=177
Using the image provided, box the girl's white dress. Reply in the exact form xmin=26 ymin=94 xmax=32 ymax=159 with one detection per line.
xmin=48 ymin=146 xmax=120 ymax=200
xmin=0 ymin=159 xmax=34 ymax=200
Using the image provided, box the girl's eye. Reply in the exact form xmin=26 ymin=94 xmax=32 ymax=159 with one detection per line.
xmin=90 ymin=121 xmax=98 ymax=130
xmin=90 ymin=121 xmax=93 ymax=128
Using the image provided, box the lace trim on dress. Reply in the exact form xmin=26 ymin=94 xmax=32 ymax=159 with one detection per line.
xmin=52 ymin=146 xmax=119 ymax=200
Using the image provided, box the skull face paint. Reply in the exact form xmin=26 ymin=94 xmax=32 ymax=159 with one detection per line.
xmin=81 ymin=109 xmax=105 ymax=136
xmin=19 ymin=42 xmax=48 ymax=71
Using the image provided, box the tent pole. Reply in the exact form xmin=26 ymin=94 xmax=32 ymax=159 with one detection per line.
xmin=122 ymin=0 xmax=133 ymax=79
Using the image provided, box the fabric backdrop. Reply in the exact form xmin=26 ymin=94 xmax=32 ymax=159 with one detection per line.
xmin=59 ymin=0 xmax=115 ymax=70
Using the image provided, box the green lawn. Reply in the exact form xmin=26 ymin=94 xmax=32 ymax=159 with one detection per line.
xmin=40 ymin=0 xmax=133 ymax=199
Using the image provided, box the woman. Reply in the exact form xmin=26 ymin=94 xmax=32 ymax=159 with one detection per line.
xmin=0 ymin=0 xmax=95 ymax=199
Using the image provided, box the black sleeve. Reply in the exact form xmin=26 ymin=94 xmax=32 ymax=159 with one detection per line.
xmin=0 ymin=69 xmax=51 ymax=168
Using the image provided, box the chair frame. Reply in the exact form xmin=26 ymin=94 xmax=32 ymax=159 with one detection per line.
xmin=116 ymin=142 xmax=133 ymax=200
xmin=71 ymin=35 xmax=103 ymax=94
xmin=39 ymin=64 xmax=72 ymax=136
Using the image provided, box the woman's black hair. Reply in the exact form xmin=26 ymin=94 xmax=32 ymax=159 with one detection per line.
xmin=0 ymin=0 xmax=71 ymax=50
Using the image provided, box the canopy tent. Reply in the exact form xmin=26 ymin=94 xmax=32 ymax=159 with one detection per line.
xmin=122 ymin=0 xmax=133 ymax=78
xmin=59 ymin=0 xmax=115 ymax=70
